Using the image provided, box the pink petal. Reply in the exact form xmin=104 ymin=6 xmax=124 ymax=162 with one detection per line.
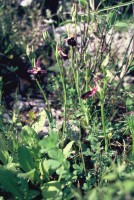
xmin=27 ymin=69 xmax=38 ymax=74
xmin=36 ymin=59 xmax=41 ymax=68
xmin=27 ymin=69 xmax=34 ymax=73
xmin=81 ymin=87 xmax=97 ymax=99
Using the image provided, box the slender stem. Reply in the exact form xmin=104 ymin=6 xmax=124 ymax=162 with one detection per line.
xmin=56 ymin=45 xmax=67 ymax=136
xmin=100 ymin=100 xmax=108 ymax=152
xmin=85 ymin=64 xmax=90 ymax=125
xmin=70 ymin=46 xmax=77 ymax=89
xmin=36 ymin=80 xmax=52 ymax=123
xmin=79 ymin=123 xmax=86 ymax=175
xmin=79 ymin=141 xmax=86 ymax=175
xmin=130 ymin=120 xmax=134 ymax=156
xmin=132 ymin=131 xmax=134 ymax=156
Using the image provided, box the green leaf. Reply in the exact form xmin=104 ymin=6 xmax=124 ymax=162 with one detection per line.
xmin=115 ymin=21 xmax=128 ymax=28
xmin=7 ymin=66 xmax=18 ymax=72
xmin=73 ymin=164 xmax=81 ymax=170
xmin=126 ymin=98 xmax=134 ymax=111
xmin=32 ymin=110 xmax=46 ymax=133
xmin=0 ymin=135 xmax=10 ymax=165
xmin=56 ymin=166 xmax=70 ymax=179
xmin=39 ymin=131 xmax=58 ymax=152
xmin=18 ymin=169 xmax=36 ymax=180
xmin=89 ymin=0 xmax=95 ymax=11
xmin=41 ymin=181 xmax=62 ymax=200
xmin=102 ymin=173 xmax=117 ymax=181
xmin=127 ymin=65 xmax=134 ymax=74
xmin=56 ymin=161 xmax=71 ymax=179
xmin=39 ymin=160 xmax=50 ymax=181
xmin=45 ymin=159 xmax=62 ymax=170
xmin=63 ymin=141 xmax=74 ymax=158
xmin=77 ymin=14 xmax=89 ymax=22
xmin=27 ymin=190 xmax=41 ymax=200
xmin=18 ymin=146 xmax=35 ymax=172
xmin=48 ymin=149 xmax=64 ymax=161
xmin=44 ymin=108 xmax=53 ymax=125
xmin=101 ymin=55 xmax=109 ymax=68
xmin=95 ymin=1 xmax=134 ymax=14
xmin=0 ymin=166 xmax=25 ymax=200
xmin=20 ymin=125 xmax=38 ymax=145
xmin=60 ymin=20 xmax=72 ymax=26
xmin=121 ymin=180 xmax=134 ymax=193
xmin=62 ymin=160 xmax=70 ymax=170
xmin=80 ymin=0 xmax=88 ymax=6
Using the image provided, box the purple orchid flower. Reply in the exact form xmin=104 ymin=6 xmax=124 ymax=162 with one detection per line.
xmin=58 ymin=48 xmax=68 ymax=60
xmin=81 ymin=77 xmax=99 ymax=100
xmin=81 ymin=87 xmax=97 ymax=99
xmin=27 ymin=59 xmax=46 ymax=75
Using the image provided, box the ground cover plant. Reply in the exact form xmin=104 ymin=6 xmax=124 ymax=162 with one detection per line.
xmin=0 ymin=0 xmax=134 ymax=199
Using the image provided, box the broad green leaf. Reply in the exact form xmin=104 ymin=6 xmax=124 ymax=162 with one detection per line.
xmin=48 ymin=149 xmax=64 ymax=161
xmin=18 ymin=169 xmax=36 ymax=180
xmin=20 ymin=125 xmax=38 ymax=145
xmin=45 ymin=159 xmax=62 ymax=170
xmin=39 ymin=131 xmax=58 ymax=152
xmin=56 ymin=161 xmax=71 ymax=179
xmin=41 ymin=181 xmax=62 ymax=200
xmin=32 ymin=110 xmax=46 ymax=133
xmin=63 ymin=141 xmax=74 ymax=158
xmin=0 ymin=166 xmax=25 ymax=200
xmin=0 ymin=135 xmax=10 ymax=165
xmin=18 ymin=146 xmax=35 ymax=172
xmin=86 ymin=188 xmax=98 ymax=200
xmin=39 ymin=160 xmax=50 ymax=181
xmin=73 ymin=164 xmax=81 ymax=170
xmin=126 ymin=98 xmax=134 ymax=111
xmin=121 ymin=180 xmax=134 ymax=193
xmin=27 ymin=190 xmax=41 ymax=200
xmin=56 ymin=166 xmax=70 ymax=179
xmin=62 ymin=160 xmax=70 ymax=170
xmin=56 ymin=166 xmax=67 ymax=175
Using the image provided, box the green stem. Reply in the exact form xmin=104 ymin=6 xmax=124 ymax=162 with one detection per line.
xmin=79 ymin=140 xmax=86 ymax=175
xmin=132 ymin=131 xmax=134 ymax=156
xmin=100 ymin=100 xmax=108 ymax=152
xmin=70 ymin=46 xmax=77 ymax=90
xmin=36 ymin=80 xmax=52 ymax=125
xmin=56 ymin=45 xmax=67 ymax=136
xmin=85 ymin=64 xmax=90 ymax=125
xmin=79 ymin=123 xmax=86 ymax=175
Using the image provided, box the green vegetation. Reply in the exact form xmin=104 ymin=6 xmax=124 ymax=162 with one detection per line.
xmin=0 ymin=0 xmax=134 ymax=199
